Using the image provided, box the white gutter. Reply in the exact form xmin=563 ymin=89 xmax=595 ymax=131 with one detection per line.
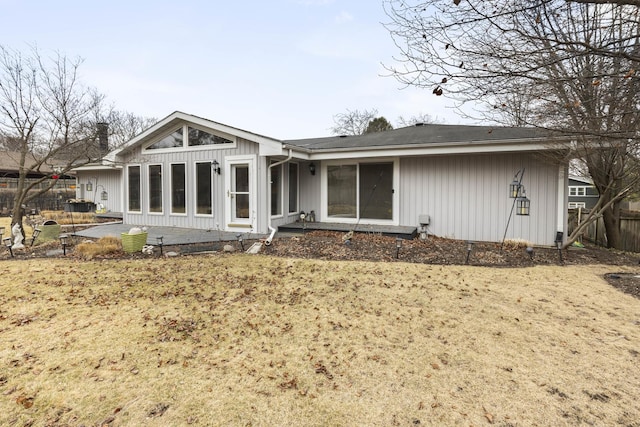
xmin=265 ymin=149 xmax=293 ymax=246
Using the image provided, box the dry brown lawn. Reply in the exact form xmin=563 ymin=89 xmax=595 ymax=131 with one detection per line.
xmin=0 ymin=255 xmax=639 ymax=426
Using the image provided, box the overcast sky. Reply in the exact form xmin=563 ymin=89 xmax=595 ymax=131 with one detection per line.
xmin=1 ymin=0 xmax=470 ymax=139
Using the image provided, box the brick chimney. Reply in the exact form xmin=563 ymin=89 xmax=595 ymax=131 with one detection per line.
xmin=97 ymin=122 xmax=109 ymax=154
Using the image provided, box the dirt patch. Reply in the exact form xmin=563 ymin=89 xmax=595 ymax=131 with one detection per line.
xmin=604 ymin=273 xmax=640 ymax=299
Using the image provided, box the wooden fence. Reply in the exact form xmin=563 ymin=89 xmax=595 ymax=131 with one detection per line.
xmin=568 ymin=208 xmax=640 ymax=252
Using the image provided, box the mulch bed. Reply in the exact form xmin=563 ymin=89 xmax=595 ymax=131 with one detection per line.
xmin=2 ymin=230 xmax=639 ymax=299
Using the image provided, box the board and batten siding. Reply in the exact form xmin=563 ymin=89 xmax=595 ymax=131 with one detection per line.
xmin=119 ymin=137 xmax=261 ymax=231
xmin=399 ymin=153 xmax=563 ymax=246
xmin=75 ymin=169 xmax=122 ymax=213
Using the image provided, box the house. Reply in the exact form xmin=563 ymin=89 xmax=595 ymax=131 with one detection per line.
xmin=0 ymin=151 xmax=76 ymax=214
xmin=568 ymin=176 xmax=599 ymax=209
xmin=74 ymin=111 xmax=573 ymax=246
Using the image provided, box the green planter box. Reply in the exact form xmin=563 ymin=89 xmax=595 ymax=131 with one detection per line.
xmin=121 ymin=232 xmax=148 ymax=253
xmin=39 ymin=221 xmax=61 ymax=243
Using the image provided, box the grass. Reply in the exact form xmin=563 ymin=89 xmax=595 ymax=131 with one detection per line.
xmin=0 ymin=256 xmax=639 ymax=426
xmin=75 ymin=236 xmax=122 ymax=259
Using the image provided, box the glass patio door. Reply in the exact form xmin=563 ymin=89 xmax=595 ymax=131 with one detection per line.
xmin=326 ymin=161 xmax=394 ymax=222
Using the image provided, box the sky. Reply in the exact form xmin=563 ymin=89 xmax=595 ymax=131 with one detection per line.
xmin=0 ymin=0 xmax=469 ymax=140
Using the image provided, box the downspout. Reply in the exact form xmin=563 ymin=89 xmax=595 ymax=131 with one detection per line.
xmin=265 ymin=149 xmax=293 ymax=245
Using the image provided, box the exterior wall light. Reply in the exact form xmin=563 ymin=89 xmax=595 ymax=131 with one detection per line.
xmin=309 ymin=163 xmax=316 ymax=176
xmin=86 ymin=182 xmax=93 ymax=192
xmin=212 ymin=160 xmax=221 ymax=175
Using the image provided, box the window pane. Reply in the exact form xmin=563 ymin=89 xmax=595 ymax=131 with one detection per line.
xmin=147 ymin=128 xmax=183 ymax=149
xmin=288 ymin=163 xmax=298 ymax=213
xmin=196 ymin=162 xmax=212 ymax=215
xmin=149 ymin=165 xmax=163 ymax=213
xmin=171 ymin=164 xmax=186 ymax=214
xmin=128 ymin=166 xmax=141 ymax=212
xmin=271 ymin=164 xmax=282 ymax=216
xmin=235 ymin=166 xmax=249 ymax=192
xmin=360 ymin=163 xmax=393 ymax=220
xmin=188 ymin=127 xmax=233 ymax=146
xmin=327 ymin=165 xmax=356 ymax=218
xmin=236 ymin=194 xmax=250 ymax=218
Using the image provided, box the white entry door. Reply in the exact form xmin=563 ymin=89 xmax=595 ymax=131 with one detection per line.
xmin=225 ymin=155 xmax=256 ymax=231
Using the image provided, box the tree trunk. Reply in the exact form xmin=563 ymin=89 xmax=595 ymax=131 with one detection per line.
xmin=601 ymin=201 xmax=623 ymax=249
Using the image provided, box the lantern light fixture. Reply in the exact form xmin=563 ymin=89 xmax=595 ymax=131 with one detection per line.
xmin=465 ymin=240 xmax=475 ymax=264
xmin=59 ymin=234 xmax=69 ymax=256
xmin=4 ymin=236 xmax=13 ymax=257
xmin=211 ymin=160 xmax=221 ymax=175
xmin=395 ymin=236 xmax=403 ymax=259
xmin=156 ymin=236 xmax=164 ymax=256
xmin=516 ymin=189 xmax=530 ymax=216
xmin=309 ymin=162 xmax=316 ymax=176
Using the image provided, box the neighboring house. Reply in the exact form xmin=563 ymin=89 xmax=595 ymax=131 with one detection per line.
xmin=0 ymin=151 xmax=75 ymax=213
xmin=568 ymin=176 xmax=599 ymax=209
xmin=74 ymin=111 xmax=573 ymax=246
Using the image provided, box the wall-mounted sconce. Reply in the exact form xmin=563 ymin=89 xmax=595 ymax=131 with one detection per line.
xmin=309 ymin=162 xmax=316 ymax=176
xmin=86 ymin=182 xmax=93 ymax=192
xmin=101 ymin=191 xmax=108 ymax=201
xmin=212 ymin=160 xmax=221 ymax=175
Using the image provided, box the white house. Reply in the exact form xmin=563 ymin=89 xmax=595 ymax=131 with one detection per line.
xmin=74 ymin=111 xmax=572 ymax=245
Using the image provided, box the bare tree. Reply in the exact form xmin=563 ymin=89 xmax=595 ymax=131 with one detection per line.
xmin=383 ymin=0 xmax=640 ymax=249
xmin=0 ymin=45 xmax=109 ymax=236
xmin=331 ymin=108 xmax=380 ymax=136
xmin=396 ymin=112 xmax=442 ymax=127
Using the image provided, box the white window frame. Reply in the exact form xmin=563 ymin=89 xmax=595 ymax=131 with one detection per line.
xmin=194 ymin=161 xmax=214 ymax=217
xmin=270 ymin=161 xmax=284 ymax=219
xmin=569 ymin=186 xmax=587 ymax=196
xmin=170 ymin=162 xmax=187 ymax=216
xmin=126 ymin=164 xmax=142 ymax=214
xmin=288 ymin=162 xmax=299 ymax=215
xmin=142 ymin=125 xmax=237 ymax=154
xmin=568 ymin=202 xmax=586 ymax=209
xmin=321 ymin=158 xmax=399 ymax=225
xmin=147 ymin=163 xmax=164 ymax=215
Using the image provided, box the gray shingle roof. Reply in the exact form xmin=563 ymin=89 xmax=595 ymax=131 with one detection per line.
xmin=284 ymin=124 xmax=550 ymax=151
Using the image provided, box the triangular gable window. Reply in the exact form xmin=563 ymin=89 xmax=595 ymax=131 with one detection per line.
xmin=188 ymin=127 xmax=233 ymax=146
xmin=147 ymin=128 xmax=183 ymax=150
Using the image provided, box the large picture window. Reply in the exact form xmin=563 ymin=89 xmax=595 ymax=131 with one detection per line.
xmin=148 ymin=164 xmax=163 ymax=213
xmin=195 ymin=162 xmax=212 ymax=215
xmin=288 ymin=163 xmax=298 ymax=214
xmin=127 ymin=165 xmax=141 ymax=212
xmin=171 ymin=163 xmax=186 ymax=214
xmin=271 ymin=163 xmax=282 ymax=216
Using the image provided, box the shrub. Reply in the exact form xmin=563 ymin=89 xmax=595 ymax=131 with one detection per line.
xmin=75 ymin=236 xmax=122 ymax=259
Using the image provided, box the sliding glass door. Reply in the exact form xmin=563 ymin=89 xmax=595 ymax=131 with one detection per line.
xmin=326 ymin=161 xmax=394 ymax=222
